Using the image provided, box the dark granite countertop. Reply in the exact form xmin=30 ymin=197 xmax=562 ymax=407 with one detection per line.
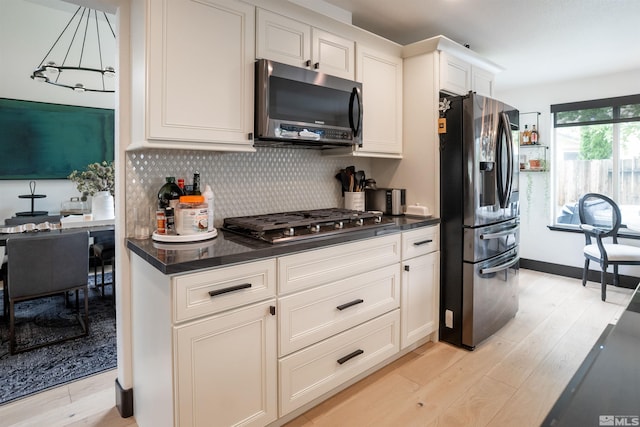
xmin=127 ymin=216 xmax=439 ymax=275
xmin=542 ymin=283 xmax=640 ymax=427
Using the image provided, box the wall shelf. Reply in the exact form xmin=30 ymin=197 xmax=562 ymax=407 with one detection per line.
xmin=519 ymin=112 xmax=547 ymax=171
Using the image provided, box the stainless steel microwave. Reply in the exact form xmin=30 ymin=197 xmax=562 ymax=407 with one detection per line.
xmin=254 ymin=59 xmax=363 ymax=149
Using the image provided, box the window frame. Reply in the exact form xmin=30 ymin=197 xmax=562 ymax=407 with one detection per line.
xmin=551 ymin=93 xmax=640 ymax=227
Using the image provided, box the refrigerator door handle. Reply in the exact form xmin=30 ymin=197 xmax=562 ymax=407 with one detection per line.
xmin=502 ymin=112 xmax=514 ymax=207
xmin=480 ymin=224 xmax=520 ymax=240
xmin=479 ymin=255 xmax=519 ymax=275
xmin=496 ymin=112 xmax=514 ymax=208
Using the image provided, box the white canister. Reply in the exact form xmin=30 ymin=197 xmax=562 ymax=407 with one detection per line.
xmin=92 ymin=191 xmax=115 ymax=220
xmin=175 ymin=195 xmax=208 ymax=235
xmin=344 ymin=192 xmax=365 ymax=211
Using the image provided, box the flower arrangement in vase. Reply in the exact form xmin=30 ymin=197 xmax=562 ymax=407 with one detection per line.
xmin=68 ymin=161 xmax=115 ymax=220
xmin=68 ymin=161 xmax=115 ymax=201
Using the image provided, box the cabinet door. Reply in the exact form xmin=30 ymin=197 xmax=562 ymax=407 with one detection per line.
xmin=312 ymin=28 xmax=355 ymax=80
xmin=401 ymin=251 xmax=439 ymax=349
xmin=147 ymin=0 xmax=255 ymax=147
xmin=256 ymin=8 xmax=311 ymax=69
xmin=471 ymin=66 xmax=494 ymax=98
xmin=355 ymin=45 xmax=403 ymax=157
xmin=439 ymin=51 xmax=470 ymax=96
xmin=174 ymin=300 xmax=277 ymax=427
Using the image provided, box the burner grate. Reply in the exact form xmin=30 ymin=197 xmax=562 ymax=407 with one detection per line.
xmin=223 ymin=208 xmax=380 ymax=232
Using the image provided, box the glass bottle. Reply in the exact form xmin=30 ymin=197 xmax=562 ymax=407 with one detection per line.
xmin=158 ymin=177 xmax=184 ymax=209
xmin=530 ymin=125 xmax=539 ymax=145
xmin=192 ymin=171 xmax=201 ymax=195
xmin=521 ymin=125 xmax=531 ymax=145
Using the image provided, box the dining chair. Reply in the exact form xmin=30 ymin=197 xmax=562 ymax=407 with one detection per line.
xmin=91 ymin=230 xmax=115 ymax=302
xmin=578 ymin=193 xmax=640 ymax=301
xmin=1 ymin=246 xmax=6 ymax=318
xmin=6 ymin=231 xmax=89 ymax=354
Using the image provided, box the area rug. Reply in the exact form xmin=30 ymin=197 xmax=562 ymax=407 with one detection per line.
xmin=0 ymin=273 xmax=116 ymax=405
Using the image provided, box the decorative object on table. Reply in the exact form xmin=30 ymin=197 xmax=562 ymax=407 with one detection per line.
xmin=68 ymin=161 xmax=115 ymax=220
xmin=29 ymin=6 xmax=116 ymax=93
xmin=0 ymin=222 xmax=61 ymax=234
xmin=15 ymin=181 xmax=47 ymax=217
xmin=60 ymin=197 xmax=90 ymax=216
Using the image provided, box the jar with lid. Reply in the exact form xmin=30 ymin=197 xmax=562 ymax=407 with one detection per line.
xmin=175 ymin=195 xmax=208 ymax=235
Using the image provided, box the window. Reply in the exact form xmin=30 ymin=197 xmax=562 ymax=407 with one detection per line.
xmin=553 ymin=94 xmax=640 ymax=227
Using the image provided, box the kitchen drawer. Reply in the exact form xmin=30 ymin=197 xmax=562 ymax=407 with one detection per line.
xmin=172 ymin=259 xmax=276 ymax=323
xmin=279 ymin=309 xmax=400 ymax=416
xmin=278 ymin=234 xmax=401 ymax=294
xmin=402 ymin=226 xmax=439 ymax=260
xmin=278 ymin=263 xmax=400 ymax=356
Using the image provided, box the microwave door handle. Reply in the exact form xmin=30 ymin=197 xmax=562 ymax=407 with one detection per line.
xmin=349 ymin=87 xmax=362 ymax=137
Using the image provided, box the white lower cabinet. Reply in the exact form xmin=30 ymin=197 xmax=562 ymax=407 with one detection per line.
xmin=400 ymin=226 xmax=440 ymax=349
xmin=279 ymin=310 xmax=400 ymax=416
xmin=131 ymin=228 xmax=439 ymax=426
xmin=174 ymin=300 xmax=277 ymax=427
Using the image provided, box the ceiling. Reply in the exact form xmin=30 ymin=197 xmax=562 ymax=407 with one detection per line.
xmin=322 ymin=0 xmax=640 ymax=91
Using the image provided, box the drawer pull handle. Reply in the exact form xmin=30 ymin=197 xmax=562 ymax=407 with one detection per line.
xmin=336 ymin=299 xmax=364 ymax=311
xmin=208 ymin=283 xmax=252 ymax=298
xmin=413 ymin=239 xmax=433 ymax=246
xmin=337 ymin=349 xmax=364 ymax=365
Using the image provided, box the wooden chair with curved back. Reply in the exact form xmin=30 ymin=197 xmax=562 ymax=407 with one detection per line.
xmin=578 ymin=193 xmax=640 ymax=301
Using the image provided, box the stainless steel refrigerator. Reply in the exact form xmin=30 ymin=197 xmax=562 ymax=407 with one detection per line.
xmin=439 ymin=91 xmax=520 ymax=350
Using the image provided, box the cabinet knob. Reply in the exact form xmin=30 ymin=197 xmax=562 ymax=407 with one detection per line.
xmin=404 ymin=265 xmax=410 ymax=272
xmin=269 ymin=305 xmax=276 ymax=316
xmin=314 ymin=62 xmax=320 ymax=70
xmin=304 ymin=60 xmax=311 ymax=67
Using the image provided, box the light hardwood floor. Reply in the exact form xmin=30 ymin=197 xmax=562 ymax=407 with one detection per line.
xmin=0 ymin=269 xmax=634 ymax=427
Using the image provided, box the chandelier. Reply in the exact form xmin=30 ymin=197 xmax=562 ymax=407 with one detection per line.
xmin=30 ymin=6 xmax=116 ymax=93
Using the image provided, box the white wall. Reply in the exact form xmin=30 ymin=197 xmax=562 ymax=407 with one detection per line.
xmin=0 ymin=0 xmax=115 ymax=221
xmin=496 ymin=68 xmax=640 ymax=276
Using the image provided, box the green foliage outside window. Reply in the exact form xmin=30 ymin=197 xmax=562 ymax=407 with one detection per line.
xmin=579 ymin=125 xmax=612 ymax=160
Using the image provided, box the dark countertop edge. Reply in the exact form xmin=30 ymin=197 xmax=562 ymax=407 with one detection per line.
xmin=541 ymin=282 xmax=640 ymax=426
xmin=127 ymin=216 xmax=440 ymax=275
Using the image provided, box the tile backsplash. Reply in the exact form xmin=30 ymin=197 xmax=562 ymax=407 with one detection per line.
xmin=125 ymin=147 xmax=371 ymax=237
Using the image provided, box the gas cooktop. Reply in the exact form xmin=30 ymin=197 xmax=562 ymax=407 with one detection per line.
xmin=222 ymin=208 xmax=395 ymax=244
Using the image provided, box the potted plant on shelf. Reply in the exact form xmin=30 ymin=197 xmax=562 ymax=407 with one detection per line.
xmin=68 ymin=161 xmax=115 ymax=220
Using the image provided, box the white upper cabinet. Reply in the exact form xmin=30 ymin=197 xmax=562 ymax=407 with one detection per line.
xmin=133 ymin=0 xmax=256 ymax=152
xmin=471 ymin=66 xmax=495 ymax=98
xmin=256 ymin=9 xmax=355 ymax=80
xmin=439 ymin=51 xmax=471 ymax=96
xmin=312 ymin=28 xmax=355 ymax=80
xmin=256 ymin=8 xmax=311 ymax=69
xmin=439 ymin=50 xmax=495 ymax=97
xmin=355 ymin=45 xmax=403 ymax=157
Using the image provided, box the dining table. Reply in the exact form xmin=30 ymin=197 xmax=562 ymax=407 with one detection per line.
xmin=0 ymin=224 xmax=115 ymax=247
